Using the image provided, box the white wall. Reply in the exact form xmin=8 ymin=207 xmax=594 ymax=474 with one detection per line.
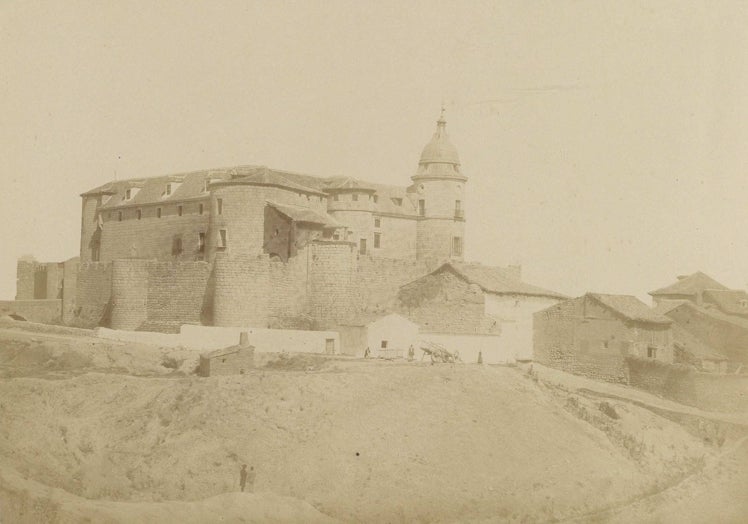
xmin=96 ymin=325 xmax=340 ymax=354
xmin=484 ymin=294 xmax=562 ymax=360
xmin=367 ymin=314 xmax=419 ymax=358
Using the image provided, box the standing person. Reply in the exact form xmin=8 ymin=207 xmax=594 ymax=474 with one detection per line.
xmin=239 ymin=464 xmax=248 ymax=492
xmin=246 ymin=465 xmax=256 ymax=492
xmin=364 ymin=347 xmax=370 ymax=358
xmin=477 ymin=351 xmax=483 ymax=364
xmin=408 ymin=345 xmax=415 ymax=362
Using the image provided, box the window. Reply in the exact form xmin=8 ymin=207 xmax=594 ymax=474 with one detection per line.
xmin=218 ymin=229 xmax=227 ymax=249
xmin=198 ymin=232 xmax=205 ymax=252
xmin=374 ymin=217 xmax=381 ymax=228
xmin=455 ymin=200 xmax=463 ymax=218
xmin=418 ymin=199 xmax=425 ymax=216
xmin=647 ymin=346 xmax=657 ymax=359
xmin=359 ymin=238 xmax=367 ymax=255
xmin=172 ymin=235 xmax=183 ymax=256
xmin=136 ymin=209 xmax=142 ymax=220
xmin=166 ymin=183 xmax=172 ymax=196
xmin=333 ymin=232 xmax=340 ymax=240
xmin=178 ymin=205 xmax=183 ymax=217
xmin=118 ymin=211 xmax=122 ymax=222
xmin=373 ymin=195 xmax=378 ymax=203
xmin=217 ymin=198 xmax=223 ymax=215
xmin=352 ymin=193 xmax=358 ymax=202
xmin=157 ymin=207 xmax=162 ymax=219
xmin=203 ymin=180 xmax=209 ymax=193
xmin=125 ymin=189 xmax=132 ymax=200
xmin=452 ymin=236 xmax=463 ymax=256
xmin=333 ymin=194 xmax=339 ymax=201
xmin=381 ymin=340 xmax=388 ymax=349
xmin=199 ymin=203 xmax=204 ymax=215
xmin=374 ymin=232 xmax=381 ymax=248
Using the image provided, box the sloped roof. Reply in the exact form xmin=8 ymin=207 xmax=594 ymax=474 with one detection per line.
xmin=322 ymin=177 xmax=377 ymax=192
xmin=671 ymin=324 xmax=728 ymax=362
xmin=448 ymin=262 xmax=567 ymax=299
xmin=651 ymin=299 xmax=688 ymax=316
xmin=649 ymin=271 xmax=729 ymax=297
xmin=702 ymin=289 xmax=748 ymax=316
xmin=266 ymin=200 xmax=341 ymax=228
xmin=588 ymin=294 xmax=672 ymax=325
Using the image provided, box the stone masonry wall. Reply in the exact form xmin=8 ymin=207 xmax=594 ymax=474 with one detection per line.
xmin=73 ymin=262 xmax=113 ymax=328
xmin=0 ymin=299 xmax=62 ymax=324
xmin=111 ymin=259 xmax=149 ymax=330
xmin=141 ymin=261 xmax=211 ymax=332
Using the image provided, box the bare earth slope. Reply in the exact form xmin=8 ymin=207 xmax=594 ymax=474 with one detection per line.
xmin=0 ymin=326 xmax=739 ymax=523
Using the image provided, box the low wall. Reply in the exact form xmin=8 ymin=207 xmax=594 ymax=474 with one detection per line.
xmin=420 ymin=332 xmax=509 ymax=364
xmin=627 ymin=357 xmax=748 ymax=413
xmin=95 ymin=325 xmax=340 ymax=355
xmin=0 ymin=299 xmax=62 ymax=324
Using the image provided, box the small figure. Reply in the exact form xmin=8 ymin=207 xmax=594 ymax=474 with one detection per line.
xmin=408 ymin=345 xmax=415 ymax=362
xmin=239 ymin=464 xmax=248 ymax=492
xmin=246 ymin=465 xmax=256 ymax=492
xmin=364 ymin=347 xmax=371 ymax=358
xmin=477 ymin=351 xmax=483 ymax=364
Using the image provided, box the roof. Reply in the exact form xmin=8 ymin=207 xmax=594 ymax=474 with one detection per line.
xmin=671 ymin=324 xmax=728 ymax=362
xmin=266 ymin=200 xmax=341 ymax=228
xmin=702 ymin=289 xmax=748 ymax=317
xmin=418 ymin=112 xmax=460 ymax=166
xmin=445 ymin=262 xmax=567 ymax=299
xmin=323 ymin=177 xmax=377 ymax=192
xmin=649 ymin=271 xmax=729 ymax=297
xmin=587 ymin=294 xmax=672 ymax=325
xmin=651 ymin=299 xmax=688 ymax=316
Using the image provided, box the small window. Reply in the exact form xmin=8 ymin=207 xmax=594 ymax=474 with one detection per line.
xmin=647 ymin=346 xmax=657 ymax=359
xmin=172 ymin=235 xmax=183 ymax=256
xmin=218 ymin=229 xmax=227 ymax=249
xmin=199 ymin=203 xmax=204 ymax=215
xmin=118 ymin=211 xmax=122 ymax=222
xmin=217 ymin=198 xmax=223 ymax=215
xmin=157 ymin=207 xmax=162 ymax=219
xmin=452 ymin=236 xmax=463 ymax=256
xmin=178 ymin=205 xmax=183 ymax=217
xmin=203 ymin=180 xmax=210 ymax=193
xmin=359 ymin=238 xmax=367 ymax=255
xmin=136 ymin=209 xmax=142 ymax=220
xmin=125 ymin=188 xmax=132 ymax=200
xmin=418 ymin=199 xmax=425 ymax=216
xmin=374 ymin=232 xmax=381 ymax=248
xmin=373 ymin=195 xmax=378 ymax=203
xmin=198 ymin=232 xmax=206 ymax=252
xmin=352 ymin=193 xmax=358 ymax=202
xmin=333 ymin=194 xmax=339 ymax=201
xmin=381 ymin=340 xmax=388 ymax=349
xmin=333 ymin=232 xmax=340 ymax=240
xmin=374 ymin=217 xmax=381 ymax=228
xmin=166 ymin=183 xmax=172 ymax=196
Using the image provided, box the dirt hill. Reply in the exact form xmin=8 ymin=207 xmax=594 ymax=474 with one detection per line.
xmin=0 ymin=326 xmax=733 ymax=522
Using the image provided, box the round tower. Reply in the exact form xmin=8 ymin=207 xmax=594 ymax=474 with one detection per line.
xmin=412 ymin=109 xmax=467 ymax=262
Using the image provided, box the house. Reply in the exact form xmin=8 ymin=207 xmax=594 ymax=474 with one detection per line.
xmin=534 ymin=294 xmax=673 ymax=383
xmin=649 ymin=271 xmax=729 ymax=307
xmin=198 ymin=332 xmax=255 ymax=376
xmin=337 ymin=313 xmax=419 ymax=359
xmin=397 ymin=262 xmax=566 ymax=363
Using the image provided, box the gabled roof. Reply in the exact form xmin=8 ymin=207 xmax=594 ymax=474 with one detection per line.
xmin=702 ymin=289 xmax=748 ymax=316
xmin=671 ymin=324 xmax=728 ymax=362
xmin=322 ymin=177 xmax=377 ymax=192
xmin=649 ymin=271 xmax=729 ymax=297
xmin=266 ymin=200 xmax=341 ymax=228
xmin=651 ymin=299 xmax=688 ymax=316
xmin=435 ymin=262 xmax=567 ymax=299
xmin=587 ymin=294 xmax=671 ymax=325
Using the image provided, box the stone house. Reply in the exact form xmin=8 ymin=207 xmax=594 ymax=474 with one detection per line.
xmin=337 ymin=313 xmax=419 ymax=358
xmin=397 ymin=262 xmax=566 ymax=363
xmin=198 ymin=332 xmax=255 ymax=377
xmin=534 ymin=294 xmax=673 ymax=383
xmin=649 ymin=272 xmax=748 ymax=368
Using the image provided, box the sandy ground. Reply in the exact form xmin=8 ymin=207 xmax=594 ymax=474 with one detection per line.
xmin=0 ymin=322 xmax=746 ymax=523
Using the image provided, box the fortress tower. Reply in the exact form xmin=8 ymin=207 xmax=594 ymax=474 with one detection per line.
xmin=412 ymin=109 xmax=467 ymax=262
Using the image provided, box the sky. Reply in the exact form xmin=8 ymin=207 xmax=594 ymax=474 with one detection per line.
xmin=2 ymin=0 xmax=748 ymax=301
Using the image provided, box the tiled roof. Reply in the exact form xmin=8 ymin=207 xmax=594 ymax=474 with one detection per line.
xmin=446 ymin=262 xmax=567 ymax=299
xmin=588 ymin=294 xmax=672 ymax=325
xmin=702 ymin=289 xmax=748 ymax=317
xmin=651 ymin=299 xmax=688 ymax=316
xmin=649 ymin=271 xmax=729 ymax=297
xmin=322 ymin=177 xmax=377 ymax=192
xmin=266 ymin=200 xmax=341 ymax=228
xmin=671 ymin=324 xmax=728 ymax=361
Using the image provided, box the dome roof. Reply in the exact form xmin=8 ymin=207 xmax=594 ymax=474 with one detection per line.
xmin=418 ymin=112 xmax=460 ymax=166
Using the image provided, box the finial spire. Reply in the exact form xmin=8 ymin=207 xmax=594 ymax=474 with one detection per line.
xmin=437 ymin=103 xmax=447 ymax=129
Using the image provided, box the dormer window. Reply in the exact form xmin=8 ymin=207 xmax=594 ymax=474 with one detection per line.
xmin=202 ymin=180 xmax=210 ymax=193
xmin=373 ymin=195 xmax=378 ymax=203
xmin=124 ymin=187 xmax=140 ymax=201
xmin=391 ymin=198 xmax=402 ymax=206
xmin=126 ymin=189 xmax=132 ymax=200
xmin=166 ymin=183 xmax=172 ymax=196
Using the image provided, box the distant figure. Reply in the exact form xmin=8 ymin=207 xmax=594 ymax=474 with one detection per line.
xmin=364 ymin=347 xmax=371 ymax=358
xmin=247 ymin=465 xmax=256 ymax=492
xmin=477 ymin=351 xmax=483 ymax=364
xmin=408 ymin=345 xmax=415 ymax=362
xmin=240 ymin=464 xmax=248 ymax=492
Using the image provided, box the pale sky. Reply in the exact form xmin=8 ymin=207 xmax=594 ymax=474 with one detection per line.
xmin=2 ymin=1 xmax=748 ymax=301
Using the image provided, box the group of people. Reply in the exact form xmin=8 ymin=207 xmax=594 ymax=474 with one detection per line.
xmin=364 ymin=344 xmax=418 ymax=361
xmin=239 ymin=464 xmax=255 ymax=492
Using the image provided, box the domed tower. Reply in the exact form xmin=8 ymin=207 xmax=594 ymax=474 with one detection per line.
xmin=412 ymin=109 xmax=467 ymax=262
